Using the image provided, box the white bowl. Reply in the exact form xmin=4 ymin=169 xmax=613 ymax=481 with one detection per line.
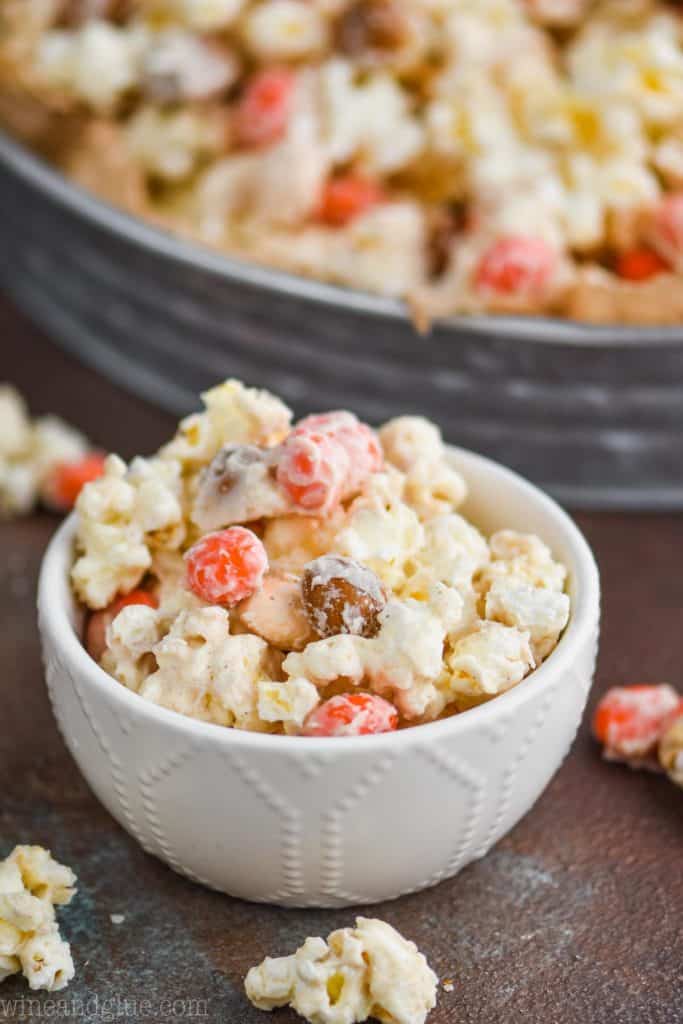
xmin=38 ymin=446 xmax=600 ymax=908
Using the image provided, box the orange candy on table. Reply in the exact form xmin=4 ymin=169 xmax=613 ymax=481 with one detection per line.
xmin=317 ymin=176 xmax=385 ymax=227
xmin=474 ymin=236 xmax=557 ymax=297
xmin=615 ymin=249 xmax=669 ymax=282
xmin=43 ymin=451 xmax=107 ymax=511
xmin=185 ymin=526 xmax=269 ymax=606
xmin=592 ymin=683 xmax=681 ymax=764
xmin=302 ymin=693 xmax=399 ymax=738
xmin=233 ymin=68 xmax=296 ymax=147
xmin=85 ymin=588 xmax=158 ymax=663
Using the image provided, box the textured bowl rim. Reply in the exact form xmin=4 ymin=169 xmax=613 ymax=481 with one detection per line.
xmin=38 ymin=443 xmax=601 ymax=754
xmin=2 ymin=129 xmax=682 ymax=347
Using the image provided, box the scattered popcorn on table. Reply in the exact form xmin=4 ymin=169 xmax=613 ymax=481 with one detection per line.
xmin=0 ymin=384 xmax=102 ymax=518
xmin=72 ymin=379 xmax=570 ymax=734
xmin=245 ymin=917 xmax=438 ymax=1024
xmin=0 ymin=846 xmax=76 ymax=993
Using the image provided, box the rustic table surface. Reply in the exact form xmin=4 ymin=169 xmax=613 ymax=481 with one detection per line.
xmin=1 ymin=295 xmax=681 ymax=1024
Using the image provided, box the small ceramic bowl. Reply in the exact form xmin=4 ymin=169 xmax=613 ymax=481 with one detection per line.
xmin=38 ymin=446 xmax=600 ymax=908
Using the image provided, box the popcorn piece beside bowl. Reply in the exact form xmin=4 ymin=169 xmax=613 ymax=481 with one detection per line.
xmin=38 ymin=381 xmax=600 ymax=907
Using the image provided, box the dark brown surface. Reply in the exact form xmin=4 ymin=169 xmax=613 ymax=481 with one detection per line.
xmin=1 ymin=295 xmax=682 ymax=1024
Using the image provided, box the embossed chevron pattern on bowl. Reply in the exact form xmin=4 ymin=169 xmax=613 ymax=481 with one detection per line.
xmin=38 ymin=446 xmax=600 ymax=907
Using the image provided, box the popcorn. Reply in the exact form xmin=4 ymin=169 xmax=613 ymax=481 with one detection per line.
xmin=102 ymin=603 xmax=162 ymax=691
xmin=484 ymin=577 xmax=570 ymax=661
xmin=333 ymin=471 xmax=424 ymax=589
xmin=139 ymin=607 xmax=280 ymax=729
xmin=36 ymin=20 xmax=147 ymax=110
xmin=126 ymin=106 xmax=225 ymax=182
xmin=161 ymin=379 xmax=292 ymax=471
xmin=477 ymin=529 xmax=567 ymax=594
xmin=142 ymin=28 xmax=238 ymax=103
xmin=0 ymin=386 xmax=91 ymax=518
xmin=245 ymin=917 xmax=438 ymax=1024
xmin=445 ymin=620 xmax=535 ymax=698
xmin=72 ymin=454 xmax=184 ymax=608
xmin=243 ymin=1 xmax=328 ymax=61
xmin=69 ymin=378 xmax=569 ymax=733
xmin=0 ymin=846 xmax=76 ymax=993
xmin=257 ymin=678 xmax=320 ymax=729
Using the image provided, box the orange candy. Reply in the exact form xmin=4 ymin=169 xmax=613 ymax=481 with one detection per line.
xmin=276 ymin=431 xmax=350 ymax=513
xmin=615 ymin=248 xmax=669 ymax=282
xmin=85 ymin=588 xmax=158 ymax=663
xmin=43 ymin=451 xmax=107 ymax=511
xmin=592 ymin=684 xmax=681 ymax=762
xmin=234 ymin=68 xmax=296 ymax=147
xmin=184 ymin=526 xmax=268 ymax=606
xmin=317 ymin=176 xmax=385 ymax=227
xmin=302 ymin=693 xmax=399 ymax=737
xmin=475 ymin=236 xmax=557 ymax=296
xmin=294 ymin=411 xmax=383 ymax=492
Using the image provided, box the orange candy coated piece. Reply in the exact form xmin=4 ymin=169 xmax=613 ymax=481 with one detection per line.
xmin=302 ymin=693 xmax=399 ymax=737
xmin=592 ymin=684 xmax=681 ymax=762
xmin=277 ymin=431 xmax=350 ymax=513
xmin=185 ymin=526 xmax=268 ymax=606
xmin=44 ymin=451 xmax=107 ymax=511
xmin=294 ymin=410 xmax=383 ymax=493
xmin=475 ymin=236 xmax=556 ymax=296
xmin=615 ymin=249 xmax=669 ymax=282
xmin=317 ymin=176 xmax=385 ymax=227
xmin=234 ymin=68 xmax=296 ymax=147
xmin=85 ymin=588 xmax=158 ymax=662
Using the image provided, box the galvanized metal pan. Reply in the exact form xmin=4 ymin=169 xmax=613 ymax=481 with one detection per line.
xmin=2 ymin=129 xmax=683 ymax=509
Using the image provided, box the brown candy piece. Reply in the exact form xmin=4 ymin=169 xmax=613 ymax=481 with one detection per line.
xmin=335 ymin=0 xmax=409 ymax=56
xmin=301 ymin=555 xmax=386 ymax=639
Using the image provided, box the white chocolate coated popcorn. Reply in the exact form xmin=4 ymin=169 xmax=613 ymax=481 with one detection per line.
xmin=485 ymin=577 xmax=570 ymax=662
xmin=0 ymin=846 xmax=76 ymax=993
xmin=446 ymin=621 xmax=535 ymax=698
xmin=257 ymin=678 xmax=320 ymax=730
xmin=0 ymin=386 xmax=90 ymax=518
xmin=245 ymin=917 xmax=437 ymax=1024
xmin=161 ymin=379 xmax=292 ymax=471
xmin=139 ymin=607 xmax=279 ymax=729
xmin=72 ymin=454 xmax=184 ymax=608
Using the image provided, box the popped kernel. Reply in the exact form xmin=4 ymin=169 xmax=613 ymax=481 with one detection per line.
xmin=185 ymin=526 xmax=268 ymax=606
xmin=85 ymin=587 xmax=158 ymax=663
xmin=245 ymin=917 xmax=437 ymax=1024
xmin=0 ymin=846 xmax=76 ymax=993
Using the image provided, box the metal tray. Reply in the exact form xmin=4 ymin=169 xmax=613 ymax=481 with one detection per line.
xmin=2 ymin=129 xmax=683 ymax=509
